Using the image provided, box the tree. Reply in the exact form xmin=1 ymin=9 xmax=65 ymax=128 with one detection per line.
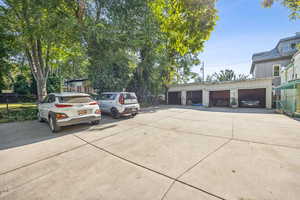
xmin=0 ymin=23 xmax=15 ymax=92
xmin=210 ymin=69 xmax=250 ymax=82
xmin=13 ymin=75 xmax=31 ymax=95
xmin=0 ymin=0 xmax=82 ymax=101
xmin=47 ymin=75 xmax=61 ymax=93
xmin=262 ymin=0 xmax=300 ymax=19
xmin=149 ymin=0 xmax=218 ymax=96
xmin=212 ymin=69 xmax=236 ymax=82
xmin=82 ymin=0 xmax=138 ymax=93
xmin=236 ymin=74 xmax=250 ymax=81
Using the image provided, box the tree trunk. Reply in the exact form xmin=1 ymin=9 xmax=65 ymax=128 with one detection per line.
xmin=36 ymin=78 xmax=47 ymax=102
xmin=164 ymin=85 xmax=168 ymax=105
xmin=26 ymin=40 xmax=50 ymax=102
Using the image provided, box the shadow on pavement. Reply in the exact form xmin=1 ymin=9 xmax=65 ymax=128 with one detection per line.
xmin=0 ymin=114 xmax=125 ymax=150
xmin=0 ymin=105 xmax=289 ymax=151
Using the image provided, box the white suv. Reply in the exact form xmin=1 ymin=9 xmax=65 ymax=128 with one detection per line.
xmin=97 ymin=92 xmax=140 ymax=119
xmin=38 ymin=92 xmax=101 ymax=132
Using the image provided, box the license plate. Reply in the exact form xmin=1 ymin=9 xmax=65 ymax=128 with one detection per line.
xmin=78 ymin=110 xmax=87 ymax=115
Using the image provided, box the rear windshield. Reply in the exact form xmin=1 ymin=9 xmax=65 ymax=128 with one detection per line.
xmin=99 ymin=94 xmax=117 ymax=100
xmin=58 ymin=96 xmax=93 ymax=103
xmin=124 ymin=93 xmax=137 ymax=100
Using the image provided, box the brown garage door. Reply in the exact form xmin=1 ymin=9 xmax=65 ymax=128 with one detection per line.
xmin=168 ymin=92 xmax=181 ymax=105
xmin=238 ymin=88 xmax=266 ymax=108
xmin=186 ymin=90 xmax=202 ymax=105
xmin=209 ymin=90 xmax=230 ymax=107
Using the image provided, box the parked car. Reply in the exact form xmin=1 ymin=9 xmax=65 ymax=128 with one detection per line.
xmin=97 ymin=92 xmax=140 ymax=119
xmin=240 ymin=100 xmax=260 ymax=107
xmin=38 ymin=92 xmax=101 ymax=132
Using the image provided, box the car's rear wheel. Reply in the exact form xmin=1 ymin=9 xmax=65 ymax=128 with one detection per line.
xmin=91 ymin=120 xmax=100 ymax=125
xmin=111 ymin=108 xmax=120 ymax=119
xmin=49 ymin=115 xmax=61 ymax=133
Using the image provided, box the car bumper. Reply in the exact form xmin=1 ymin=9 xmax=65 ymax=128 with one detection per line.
xmin=121 ymin=107 xmax=139 ymax=115
xmin=57 ymin=115 xmax=101 ymax=127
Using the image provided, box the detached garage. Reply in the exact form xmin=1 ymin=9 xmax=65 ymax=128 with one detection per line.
xmin=186 ymin=90 xmax=202 ymax=105
xmin=168 ymin=92 xmax=181 ymax=105
xmin=209 ymin=90 xmax=230 ymax=107
xmin=238 ymin=88 xmax=266 ymax=108
xmin=167 ymin=78 xmax=272 ymax=109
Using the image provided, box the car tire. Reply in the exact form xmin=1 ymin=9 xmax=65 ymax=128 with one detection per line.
xmin=49 ymin=114 xmax=61 ymax=133
xmin=111 ymin=108 xmax=120 ymax=119
xmin=91 ymin=120 xmax=100 ymax=125
xmin=131 ymin=113 xmax=137 ymax=117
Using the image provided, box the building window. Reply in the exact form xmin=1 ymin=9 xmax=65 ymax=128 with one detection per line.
xmin=273 ymin=65 xmax=280 ymax=77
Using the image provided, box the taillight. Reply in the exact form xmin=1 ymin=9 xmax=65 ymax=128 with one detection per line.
xmin=119 ymin=94 xmax=125 ymax=104
xmin=55 ymin=113 xmax=68 ymax=119
xmin=55 ymin=104 xmax=73 ymax=108
xmin=95 ymin=109 xmax=101 ymax=114
xmin=89 ymin=101 xmax=98 ymax=105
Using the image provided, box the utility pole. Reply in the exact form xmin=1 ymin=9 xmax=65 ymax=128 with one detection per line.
xmin=200 ymin=61 xmax=205 ymax=82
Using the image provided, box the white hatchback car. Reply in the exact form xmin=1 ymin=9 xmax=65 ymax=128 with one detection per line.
xmin=97 ymin=92 xmax=140 ymax=119
xmin=38 ymin=92 xmax=101 ymax=132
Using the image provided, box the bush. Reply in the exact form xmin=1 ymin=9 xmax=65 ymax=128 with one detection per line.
xmin=230 ymin=97 xmax=237 ymax=106
xmin=47 ymin=75 xmax=61 ymax=93
xmin=0 ymin=106 xmax=38 ymax=123
xmin=13 ymin=75 xmax=31 ymax=95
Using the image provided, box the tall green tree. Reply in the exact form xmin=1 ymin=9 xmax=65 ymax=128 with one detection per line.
xmin=83 ymin=0 xmax=138 ymax=93
xmin=0 ymin=0 xmax=82 ymax=101
xmin=262 ymin=0 xmax=300 ymax=19
xmin=0 ymin=23 xmax=15 ymax=92
xmin=149 ymin=0 xmax=218 ymax=93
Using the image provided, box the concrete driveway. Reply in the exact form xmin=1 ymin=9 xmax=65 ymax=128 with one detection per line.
xmin=0 ymin=106 xmax=300 ymax=200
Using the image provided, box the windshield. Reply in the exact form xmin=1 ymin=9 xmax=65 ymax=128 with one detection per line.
xmin=58 ymin=96 xmax=93 ymax=103
xmin=100 ymin=94 xmax=117 ymax=100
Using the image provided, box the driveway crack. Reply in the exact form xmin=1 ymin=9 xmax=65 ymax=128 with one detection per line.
xmin=74 ymin=135 xmax=230 ymax=200
xmin=176 ymin=138 xmax=232 ymax=180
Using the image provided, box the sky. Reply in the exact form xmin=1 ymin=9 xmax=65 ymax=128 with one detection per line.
xmin=193 ymin=0 xmax=300 ymax=78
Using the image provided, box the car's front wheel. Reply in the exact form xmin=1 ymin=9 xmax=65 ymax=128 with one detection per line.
xmin=91 ymin=120 xmax=100 ymax=125
xmin=49 ymin=115 xmax=61 ymax=133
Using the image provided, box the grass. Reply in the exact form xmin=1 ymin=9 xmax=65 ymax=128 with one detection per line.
xmin=0 ymin=102 xmax=37 ymax=109
xmin=0 ymin=103 xmax=38 ymax=123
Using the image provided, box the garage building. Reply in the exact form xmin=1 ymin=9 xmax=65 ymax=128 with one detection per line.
xmin=168 ymin=78 xmax=273 ymax=109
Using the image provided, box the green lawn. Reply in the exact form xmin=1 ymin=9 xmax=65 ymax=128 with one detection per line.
xmin=0 ymin=102 xmax=37 ymax=109
xmin=0 ymin=103 xmax=38 ymax=123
